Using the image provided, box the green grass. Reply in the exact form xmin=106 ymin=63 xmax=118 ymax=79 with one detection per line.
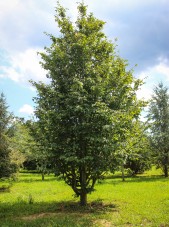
xmin=0 ymin=168 xmax=169 ymax=226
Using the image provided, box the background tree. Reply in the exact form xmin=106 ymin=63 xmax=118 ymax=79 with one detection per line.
xmin=26 ymin=120 xmax=52 ymax=180
xmin=114 ymin=119 xmax=151 ymax=180
xmin=0 ymin=93 xmax=17 ymax=178
xmin=148 ymin=82 xmax=169 ymax=177
xmin=32 ymin=2 xmax=145 ymax=205
xmin=8 ymin=118 xmax=34 ymax=173
xmin=124 ymin=120 xmax=151 ymax=176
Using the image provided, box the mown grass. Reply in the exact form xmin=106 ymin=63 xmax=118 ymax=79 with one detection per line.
xmin=0 ymin=168 xmax=169 ymax=226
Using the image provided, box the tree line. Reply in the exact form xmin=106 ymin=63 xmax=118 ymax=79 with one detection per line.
xmin=0 ymin=2 xmax=168 ymax=206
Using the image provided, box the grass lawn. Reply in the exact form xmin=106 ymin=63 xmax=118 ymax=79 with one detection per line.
xmin=0 ymin=168 xmax=169 ymax=226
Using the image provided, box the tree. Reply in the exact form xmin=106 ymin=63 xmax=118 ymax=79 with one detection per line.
xmin=148 ymin=82 xmax=169 ymax=177
xmin=8 ymin=118 xmax=33 ymax=173
xmin=9 ymin=118 xmax=51 ymax=180
xmin=0 ymin=93 xmax=17 ymax=178
xmin=124 ymin=121 xmax=151 ymax=176
xmin=113 ymin=119 xmax=151 ymax=180
xmin=26 ymin=120 xmax=52 ymax=180
xmin=31 ymin=2 xmax=144 ymax=205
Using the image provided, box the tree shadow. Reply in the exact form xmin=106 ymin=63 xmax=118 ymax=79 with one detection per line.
xmin=0 ymin=200 xmax=118 ymax=226
xmin=126 ymin=175 xmax=168 ymax=183
xmin=100 ymin=174 xmax=168 ymax=185
xmin=13 ymin=173 xmax=57 ymax=183
xmin=16 ymin=177 xmax=57 ymax=183
xmin=0 ymin=183 xmax=12 ymax=193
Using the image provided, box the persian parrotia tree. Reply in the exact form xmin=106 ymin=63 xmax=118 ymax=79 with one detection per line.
xmin=32 ymin=3 xmax=144 ymax=205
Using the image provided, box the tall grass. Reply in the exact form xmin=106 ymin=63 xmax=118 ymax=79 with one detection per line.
xmin=0 ymin=168 xmax=168 ymax=226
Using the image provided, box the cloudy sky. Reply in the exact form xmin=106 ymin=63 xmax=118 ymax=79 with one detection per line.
xmin=0 ymin=0 xmax=169 ymax=119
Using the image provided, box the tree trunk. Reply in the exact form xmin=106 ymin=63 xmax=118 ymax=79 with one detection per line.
xmin=164 ymin=164 xmax=168 ymax=177
xmin=121 ymin=164 xmax=125 ymax=182
xmin=80 ymin=191 xmax=87 ymax=206
xmin=80 ymin=166 xmax=87 ymax=206
xmin=42 ymin=172 xmax=45 ymax=181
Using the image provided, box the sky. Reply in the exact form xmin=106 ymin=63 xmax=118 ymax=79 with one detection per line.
xmin=0 ymin=0 xmax=169 ymax=120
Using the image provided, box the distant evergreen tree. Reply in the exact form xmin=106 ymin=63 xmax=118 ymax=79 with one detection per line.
xmin=148 ymin=82 xmax=169 ymax=177
xmin=0 ymin=93 xmax=16 ymax=178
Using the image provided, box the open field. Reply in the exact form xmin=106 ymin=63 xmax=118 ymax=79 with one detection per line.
xmin=0 ymin=168 xmax=169 ymax=227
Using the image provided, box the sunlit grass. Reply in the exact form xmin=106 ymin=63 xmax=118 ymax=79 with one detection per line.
xmin=0 ymin=168 xmax=169 ymax=226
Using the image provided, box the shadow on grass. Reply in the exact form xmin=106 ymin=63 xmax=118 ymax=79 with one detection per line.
xmin=17 ymin=178 xmax=57 ymax=183
xmin=0 ymin=200 xmax=118 ymax=227
xmin=100 ymin=174 xmax=168 ymax=185
xmin=126 ymin=175 xmax=168 ymax=183
xmin=14 ymin=173 xmax=58 ymax=183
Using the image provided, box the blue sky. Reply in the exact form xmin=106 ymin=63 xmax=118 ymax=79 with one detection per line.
xmin=0 ymin=0 xmax=169 ymax=120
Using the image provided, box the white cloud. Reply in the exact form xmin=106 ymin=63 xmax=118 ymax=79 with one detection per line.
xmin=0 ymin=48 xmax=48 ymax=85
xmin=0 ymin=0 xmax=56 ymax=53
xmin=136 ymin=85 xmax=152 ymax=101
xmin=155 ymin=61 xmax=169 ymax=79
xmin=136 ymin=58 xmax=169 ymax=101
xmin=19 ymin=104 xmax=34 ymax=115
xmin=0 ymin=0 xmax=19 ymax=19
